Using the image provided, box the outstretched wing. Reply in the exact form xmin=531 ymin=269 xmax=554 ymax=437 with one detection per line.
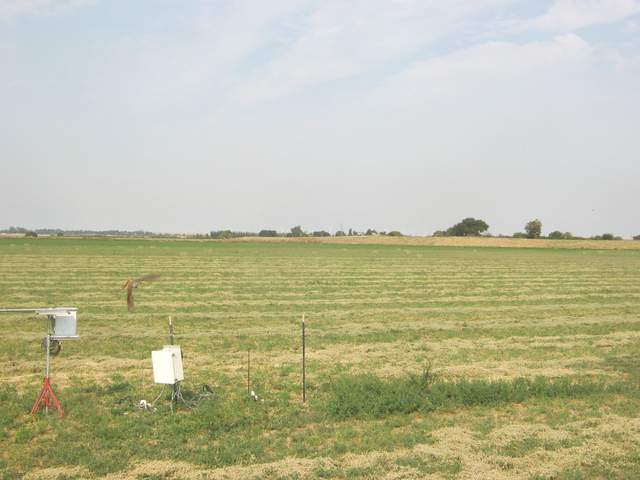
xmin=135 ymin=274 xmax=161 ymax=283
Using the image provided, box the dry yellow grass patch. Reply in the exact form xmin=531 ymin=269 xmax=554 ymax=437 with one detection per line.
xmin=24 ymin=466 xmax=92 ymax=480
xmin=488 ymin=423 xmax=572 ymax=445
xmin=438 ymin=356 xmax=608 ymax=380
xmin=237 ymin=235 xmax=640 ymax=250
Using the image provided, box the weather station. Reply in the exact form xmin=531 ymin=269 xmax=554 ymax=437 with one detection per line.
xmin=147 ymin=316 xmax=210 ymax=412
xmin=0 ymin=307 xmax=79 ymax=417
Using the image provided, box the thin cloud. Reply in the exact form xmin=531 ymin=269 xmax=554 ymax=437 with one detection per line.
xmin=530 ymin=0 xmax=640 ymax=32
xmin=229 ymin=0 xmax=517 ymax=105
xmin=624 ymin=18 xmax=640 ymax=32
xmin=373 ymin=33 xmax=592 ymax=104
xmin=0 ymin=0 xmax=95 ymax=19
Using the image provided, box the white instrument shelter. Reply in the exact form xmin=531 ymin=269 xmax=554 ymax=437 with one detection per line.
xmin=152 ymin=345 xmax=184 ymax=385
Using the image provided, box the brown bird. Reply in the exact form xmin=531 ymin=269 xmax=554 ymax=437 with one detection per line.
xmin=123 ymin=274 xmax=161 ymax=312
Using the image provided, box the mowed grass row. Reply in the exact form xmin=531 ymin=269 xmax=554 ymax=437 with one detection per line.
xmin=0 ymin=237 xmax=639 ymax=479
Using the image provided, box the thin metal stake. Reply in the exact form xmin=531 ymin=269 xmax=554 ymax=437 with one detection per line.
xmin=302 ymin=313 xmax=306 ymax=403
xmin=169 ymin=316 xmax=176 ymax=411
xmin=247 ymin=349 xmax=251 ymax=397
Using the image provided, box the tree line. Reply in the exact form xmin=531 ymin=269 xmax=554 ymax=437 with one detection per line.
xmin=3 ymin=223 xmax=637 ymax=241
xmin=433 ymin=217 xmax=630 ymax=240
xmin=210 ymin=226 xmax=404 ymax=239
xmin=0 ymin=226 xmax=159 ymax=238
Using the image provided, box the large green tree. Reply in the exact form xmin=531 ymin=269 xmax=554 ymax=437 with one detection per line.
xmin=442 ymin=218 xmax=489 ymax=237
xmin=290 ymin=225 xmax=306 ymax=237
xmin=525 ymin=219 xmax=542 ymax=239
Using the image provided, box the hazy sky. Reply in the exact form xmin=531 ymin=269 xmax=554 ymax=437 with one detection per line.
xmin=1 ymin=0 xmax=639 ymax=236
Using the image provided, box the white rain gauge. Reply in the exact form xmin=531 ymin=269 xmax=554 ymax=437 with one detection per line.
xmin=0 ymin=307 xmax=79 ymax=417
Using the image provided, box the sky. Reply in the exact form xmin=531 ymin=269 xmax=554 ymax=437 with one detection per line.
xmin=1 ymin=0 xmax=639 ymax=237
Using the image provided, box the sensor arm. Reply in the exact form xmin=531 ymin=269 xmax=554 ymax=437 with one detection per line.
xmin=0 ymin=307 xmax=78 ymax=315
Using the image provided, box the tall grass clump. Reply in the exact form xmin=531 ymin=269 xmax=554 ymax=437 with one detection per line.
xmin=323 ymin=372 xmax=629 ymax=420
xmin=324 ymin=368 xmax=437 ymax=419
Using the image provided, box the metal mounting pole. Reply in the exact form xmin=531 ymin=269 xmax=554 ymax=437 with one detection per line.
xmin=45 ymin=335 xmax=50 ymax=378
xmin=44 ymin=316 xmax=53 ymax=413
xmin=169 ymin=316 xmax=177 ymax=412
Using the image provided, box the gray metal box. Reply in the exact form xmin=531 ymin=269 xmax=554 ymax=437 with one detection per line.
xmin=51 ymin=311 xmax=78 ymax=339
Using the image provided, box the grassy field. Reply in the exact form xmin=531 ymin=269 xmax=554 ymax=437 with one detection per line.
xmin=1 ymin=237 xmax=639 ymax=479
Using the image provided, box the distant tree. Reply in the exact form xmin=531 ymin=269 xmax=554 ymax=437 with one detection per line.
xmin=634 ymin=235 xmax=640 ymax=241
xmin=512 ymin=232 xmax=528 ymax=238
xmin=312 ymin=230 xmax=331 ymax=237
xmin=365 ymin=229 xmax=377 ymax=236
xmin=591 ymin=233 xmax=621 ymax=240
xmin=56 ymin=232 xmax=64 ymax=237
xmin=24 ymin=231 xmax=38 ymax=238
xmin=525 ymin=219 xmax=542 ymax=239
xmin=388 ymin=231 xmax=403 ymax=237
xmin=335 ymin=230 xmax=346 ymax=237
xmin=210 ymin=230 xmax=257 ymax=239
xmin=259 ymin=229 xmax=278 ymax=237
xmin=443 ymin=218 xmax=489 ymax=237
xmin=290 ymin=226 xmax=306 ymax=237
xmin=433 ymin=230 xmax=447 ymax=237
xmin=348 ymin=228 xmax=353 ymax=236
xmin=547 ymin=231 xmax=574 ymax=240
xmin=211 ymin=230 xmax=233 ymax=239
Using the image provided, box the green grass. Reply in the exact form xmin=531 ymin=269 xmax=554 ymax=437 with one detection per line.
xmin=1 ymin=237 xmax=639 ymax=479
xmin=323 ymin=371 xmax=632 ymax=420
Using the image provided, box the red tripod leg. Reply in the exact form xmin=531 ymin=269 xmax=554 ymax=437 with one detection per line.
xmin=46 ymin=379 xmax=64 ymax=417
xmin=31 ymin=377 xmax=65 ymax=417
xmin=30 ymin=382 xmax=47 ymax=414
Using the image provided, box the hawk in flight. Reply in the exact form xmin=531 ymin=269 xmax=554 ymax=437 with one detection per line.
xmin=123 ymin=274 xmax=160 ymax=312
